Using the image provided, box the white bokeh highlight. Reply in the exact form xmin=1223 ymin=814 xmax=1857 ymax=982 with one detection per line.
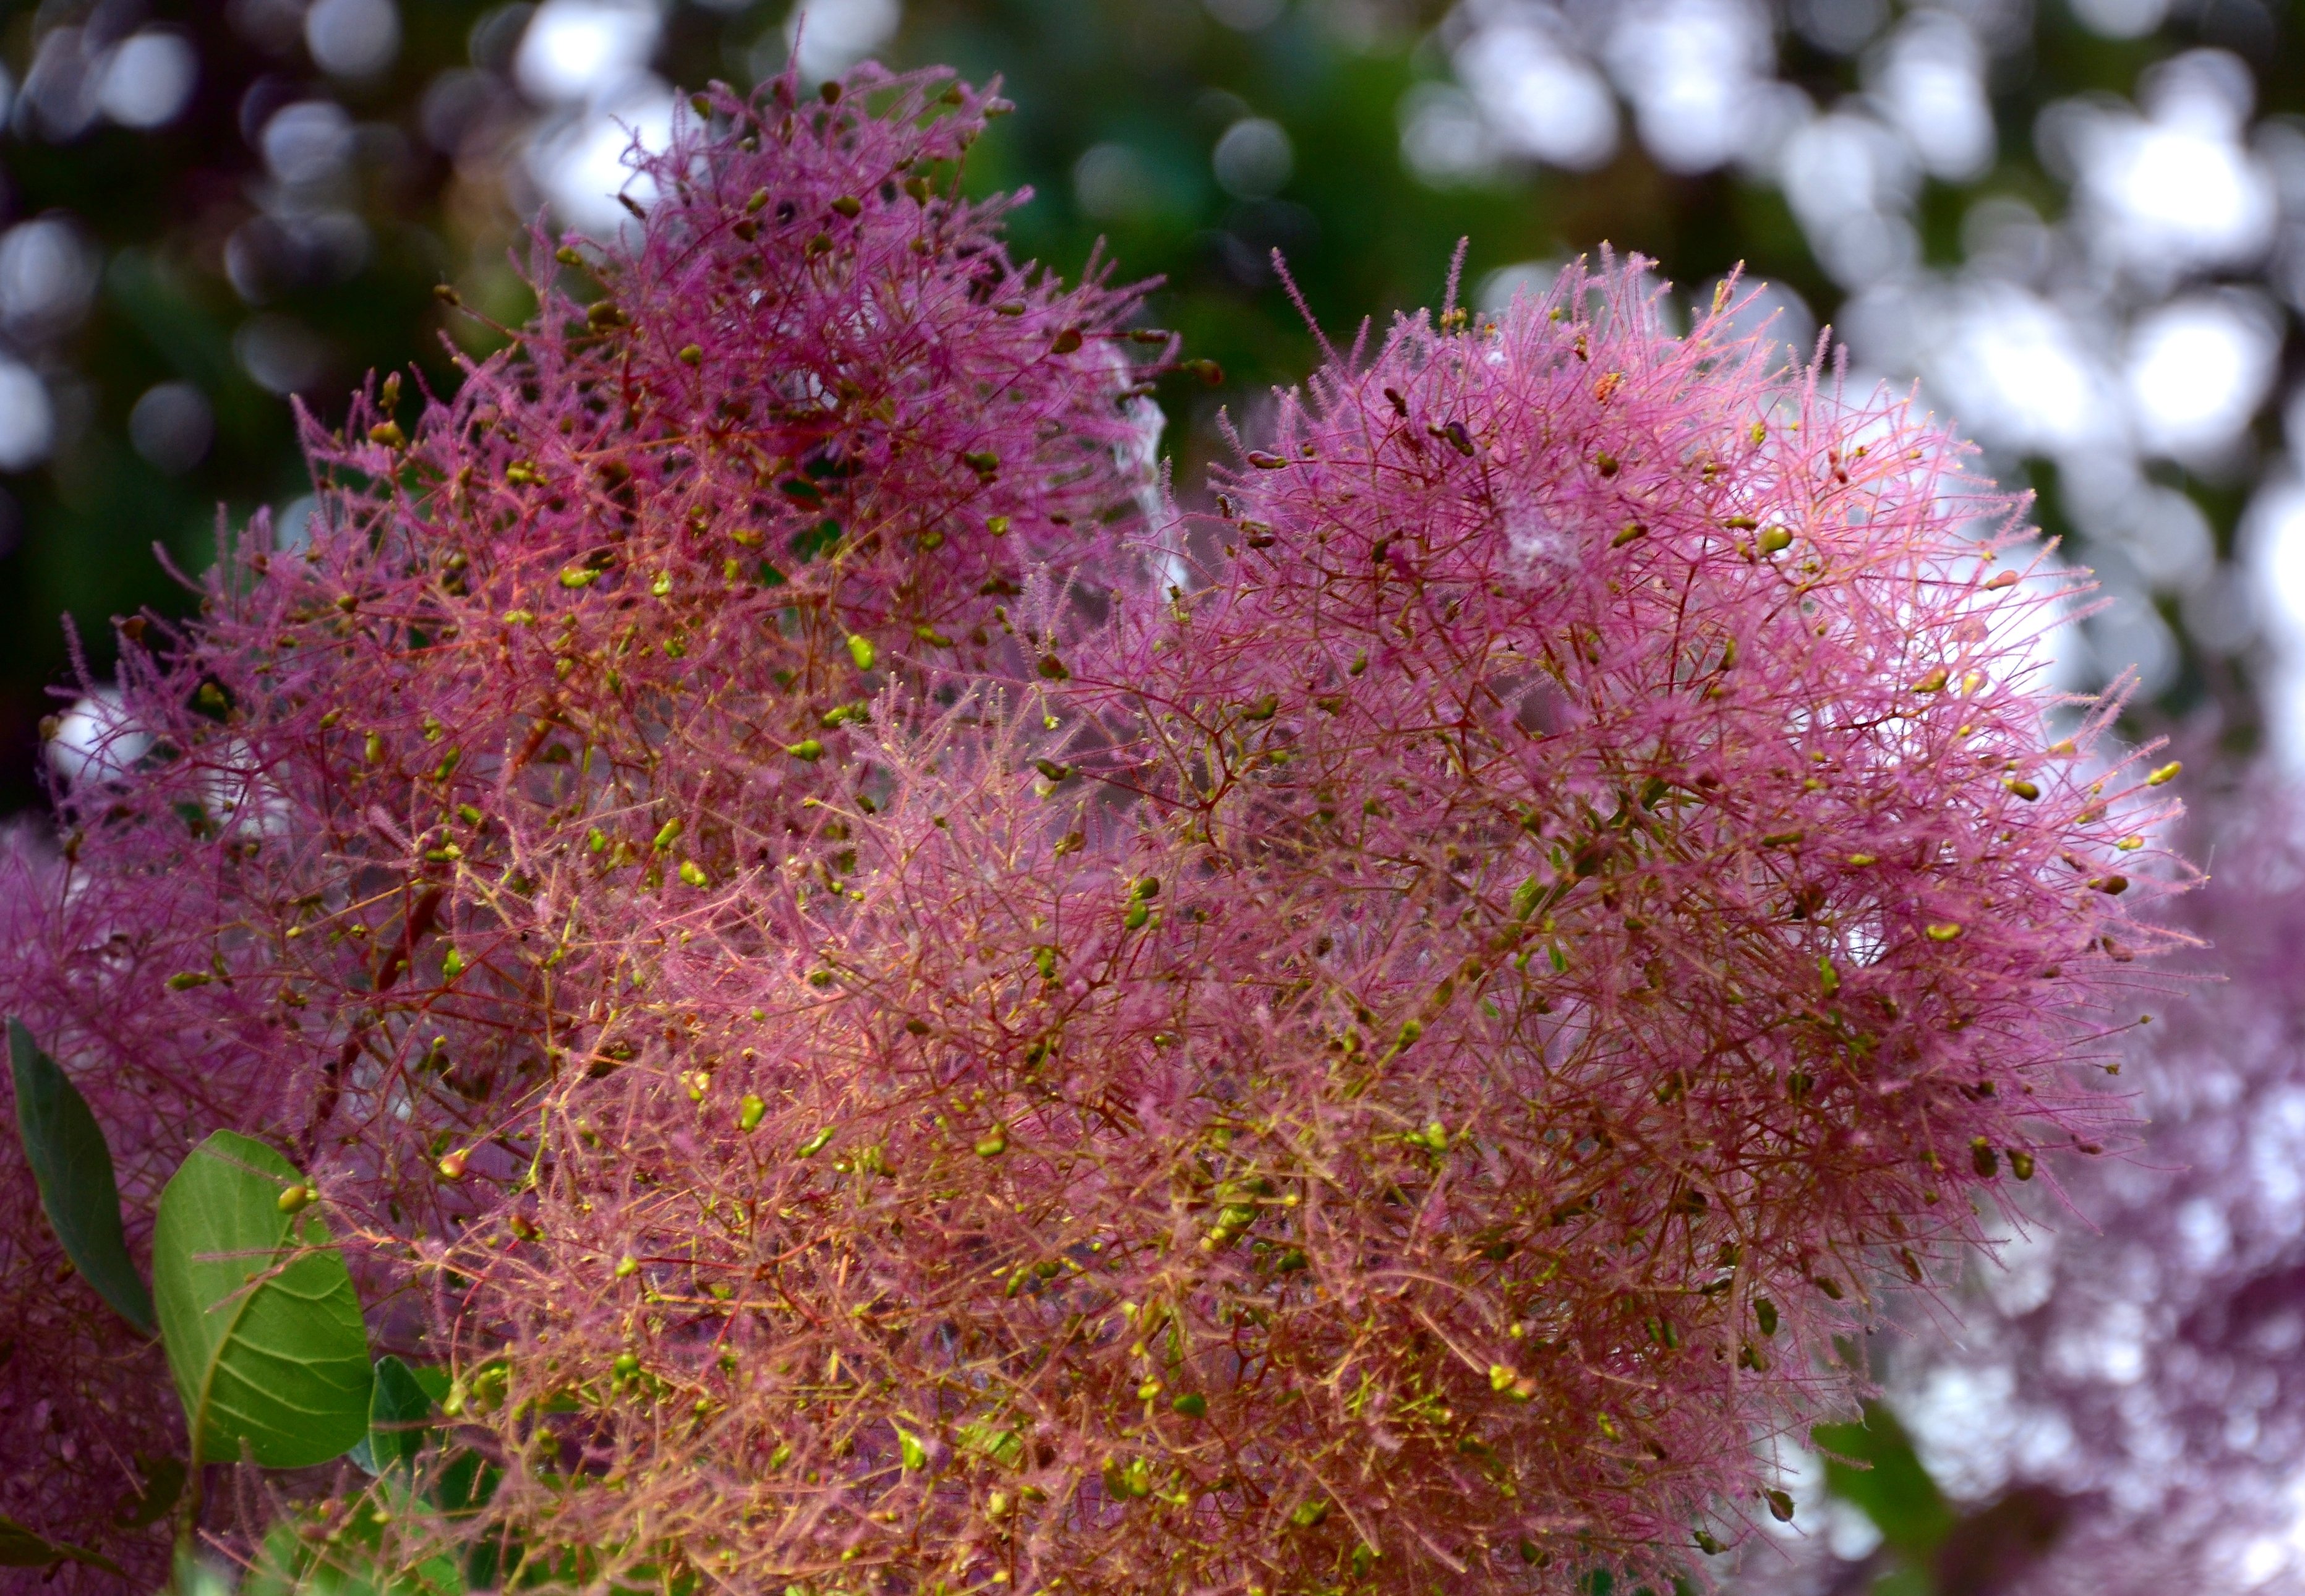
xmin=1451 ymin=11 xmax=1616 ymax=171
xmin=0 ymin=359 xmax=54 ymax=471
xmin=95 ymin=30 xmax=196 ymax=128
xmin=2124 ymin=293 xmax=2280 ymax=462
xmin=515 ymin=0 xmax=661 ymax=105
xmin=784 ymin=0 xmax=902 ymax=84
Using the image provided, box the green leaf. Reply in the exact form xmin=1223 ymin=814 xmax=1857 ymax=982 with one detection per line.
xmin=152 ymin=1129 xmax=373 ymax=1467
xmin=245 ymin=1486 xmax=468 ymax=1596
xmin=0 ymin=1513 xmax=125 ymax=1576
xmin=1812 ymin=1401 xmax=1956 ymax=1558
xmin=350 ymin=1355 xmax=434 ymax=1477
xmin=113 ymin=1454 xmax=185 ymax=1528
xmin=8 ymin=1018 xmax=156 ymax=1333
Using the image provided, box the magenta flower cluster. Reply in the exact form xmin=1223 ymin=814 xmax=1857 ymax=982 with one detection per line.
xmin=0 ymin=65 xmax=2178 ymax=1596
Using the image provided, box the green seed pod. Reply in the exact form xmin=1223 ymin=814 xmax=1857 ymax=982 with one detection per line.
xmin=1511 ymin=876 xmax=1545 ymax=920
xmin=1101 ymin=1457 xmax=1152 ymax=1500
xmin=797 ymin=1127 xmax=834 ymax=1158
xmin=1171 ymin=1393 xmax=1207 ymax=1419
xmin=1757 ymin=526 xmax=1793 ymax=555
xmin=678 ymin=861 xmax=709 ymax=888
xmin=1764 ymin=1488 xmax=1795 ymax=1523
xmin=975 ymin=1127 xmax=1008 ymax=1158
xmin=1972 ymin=1137 xmax=1999 ymax=1177
xmin=653 ymin=817 xmax=684 ymax=851
xmin=2009 ymin=1149 xmax=2035 ymax=1180
xmin=847 ymin=634 xmax=876 ymax=670
xmin=739 ymin=1094 xmax=766 ymax=1133
xmin=785 ymin=739 xmax=825 ymax=761
xmin=276 ymin=1184 xmax=312 ymax=1214
xmin=1754 ymin=1298 xmax=1778 ymax=1338
xmin=614 ymin=1255 xmax=639 ymax=1278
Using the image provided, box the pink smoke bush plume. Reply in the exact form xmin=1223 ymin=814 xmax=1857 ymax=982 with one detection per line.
xmin=1836 ymin=788 xmax=2305 ymax=1596
xmin=0 ymin=64 xmax=2183 ymax=1596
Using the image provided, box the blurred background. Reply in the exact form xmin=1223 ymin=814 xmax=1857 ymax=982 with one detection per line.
xmin=3 ymin=0 xmax=2304 ymax=1588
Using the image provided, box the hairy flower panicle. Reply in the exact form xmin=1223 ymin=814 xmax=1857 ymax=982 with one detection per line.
xmin=1850 ymin=789 xmax=2305 ymax=1596
xmin=0 ymin=85 xmax=2183 ymax=1596
xmin=0 ymin=63 xmax=1160 ymax=1589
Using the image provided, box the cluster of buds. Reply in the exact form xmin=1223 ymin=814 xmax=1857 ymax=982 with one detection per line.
xmin=0 ymin=64 xmax=2178 ymax=1596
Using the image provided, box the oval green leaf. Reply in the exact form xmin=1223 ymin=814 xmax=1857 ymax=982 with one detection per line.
xmin=8 ymin=1018 xmax=156 ymax=1333
xmin=348 ymin=1354 xmax=433 ymax=1477
xmin=113 ymin=1454 xmax=185 ymax=1529
xmin=152 ymin=1130 xmax=372 ymax=1468
xmin=0 ymin=1513 xmax=124 ymax=1576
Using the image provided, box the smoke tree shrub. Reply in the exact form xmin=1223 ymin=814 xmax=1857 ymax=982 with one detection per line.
xmin=0 ymin=65 xmax=2183 ymax=1596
